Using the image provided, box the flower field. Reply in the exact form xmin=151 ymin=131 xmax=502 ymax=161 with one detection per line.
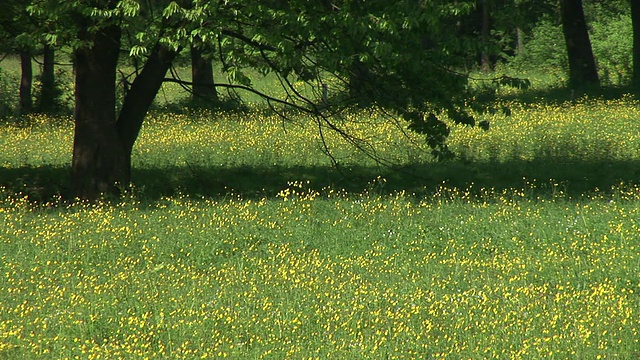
xmin=1 ymin=97 xmax=640 ymax=358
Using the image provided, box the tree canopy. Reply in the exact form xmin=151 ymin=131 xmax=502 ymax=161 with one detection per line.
xmin=14 ymin=0 xmax=497 ymax=199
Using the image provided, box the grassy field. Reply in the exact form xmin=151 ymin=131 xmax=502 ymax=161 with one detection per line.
xmin=1 ymin=96 xmax=640 ymax=358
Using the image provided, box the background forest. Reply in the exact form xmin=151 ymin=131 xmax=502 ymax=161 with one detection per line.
xmin=0 ymin=0 xmax=637 ymax=116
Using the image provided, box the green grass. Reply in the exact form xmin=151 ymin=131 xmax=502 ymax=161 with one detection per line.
xmin=2 ymin=187 xmax=639 ymax=358
xmin=1 ymin=96 xmax=640 ymax=358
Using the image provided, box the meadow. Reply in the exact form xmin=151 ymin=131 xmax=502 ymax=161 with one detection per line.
xmin=1 ymin=95 xmax=640 ymax=358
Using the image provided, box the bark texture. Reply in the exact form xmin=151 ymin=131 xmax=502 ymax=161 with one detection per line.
xmin=117 ymin=43 xmax=177 ymax=163
xmin=71 ymin=18 xmax=177 ymax=200
xmin=190 ymin=45 xmax=218 ymax=102
xmin=479 ymin=0 xmax=492 ymax=73
xmin=559 ymin=0 xmax=599 ymax=89
xmin=39 ymin=44 xmax=56 ymax=112
xmin=71 ymin=24 xmax=126 ymax=199
xmin=19 ymin=50 xmax=32 ymax=113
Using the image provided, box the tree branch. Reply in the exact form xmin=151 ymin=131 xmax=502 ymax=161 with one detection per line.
xmin=162 ymin=77 xmax=315 ymax=114
xmin=221 ymin=29 xmax=276 ymax=51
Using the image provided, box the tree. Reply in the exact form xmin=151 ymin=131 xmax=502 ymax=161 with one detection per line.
xmin=37 ymin=43 xmax=57 ymax=112
xmin=1 ymin=0 xmax=64 ymax=115
xmin=18 ymin=50 xmax=33 ymax=113
xmin=24 ymin=0 xmax=485 ymax=200
xmin=632 ymin=0 xmax=640 ymax=88
xmin=190 ymin=44 xmax=218 ymax=103
xmin=22 ymin=0 xmax=181 ymax=198
xmin=447 ymin=0 xmax=551 ymax=72
xmin=1 ymin=0 xmax=35 ymax=114
xmin=478 ymin=0 xmax=492 ymax=72
xmin=71 ymin=19 xmax=127 ymax=198
xmin=494 ymin=0 xmax=557 ymax=59
xmin=72 ymin=10 xmax=178 ymax=198
xmin=559 ymin=0 xmax=599 ymax=89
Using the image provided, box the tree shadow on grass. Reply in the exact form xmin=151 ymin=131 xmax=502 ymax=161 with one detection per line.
xmin=2 ymin=156 xmax=640 ymax=203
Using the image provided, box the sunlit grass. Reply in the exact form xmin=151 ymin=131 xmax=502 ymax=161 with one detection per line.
xmin=1 ymin=97 xmax=640 ymax=358
xmin=451 ymin=95 xmax=640 ymax=162
xmin=1 ymin=184 xmax=639 ymax=358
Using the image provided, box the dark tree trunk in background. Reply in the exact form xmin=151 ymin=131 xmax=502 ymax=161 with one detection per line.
xmin=632 ymin=0 xmax=640 ymax=88
xmin=479 ymin=0 xmax=492 ymax=73
xmin=515 ymin=27 xmax=525 ymax=57
xmin=72 ymin=24 xmax=126 ymax=200
xmin=19 ymin=50 xmax=32 ymax=113
xmin=39 ymin=44 xmax=56 ymax=112
xmin=559 ymin=0 xmax=599 ymax=89
xmin=190 ymin=45 xmax=218 ymax=102
xmin=349 ymin=59 xmax=369 ymax=101
xmin=346 ymin=0 xmax=373 ymax=105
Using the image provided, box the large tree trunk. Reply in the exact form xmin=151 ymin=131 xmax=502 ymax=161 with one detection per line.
xmin=559 ymin=0 xmax=599 ymax=89
xmin=19 ymin=50 xmax=33 ymax=114
xmin=39 ymin=44 xmax=56 ymax=113
xmin=71 ymin=16 xmax=177 ymax=201
xmin=71 ymin=24 xmax=126 ymax=200
xmin=632 ymin=0 xmax=640 ymax=88
xmin=117 ymin=42 xmax=178 ymax=177
xmin=190 ymin=45 xmax=218 ymax=102
xmin=479 ymin=0 xmax=492 ymax=73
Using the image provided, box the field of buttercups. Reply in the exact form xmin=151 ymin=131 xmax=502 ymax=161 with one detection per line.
xmin=1 ymin=97 xmax=640 ymax=358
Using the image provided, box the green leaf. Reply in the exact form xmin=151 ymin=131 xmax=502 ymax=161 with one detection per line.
xmin=163 ymin=2 xmax=181 ymax=19
xmin=129 ymin=45 xmax=148 ymax=57
xmin=44 ymin=33 xmax=58 ymax=46
xmin=117 ymin=0 xmax=141 ymax=17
